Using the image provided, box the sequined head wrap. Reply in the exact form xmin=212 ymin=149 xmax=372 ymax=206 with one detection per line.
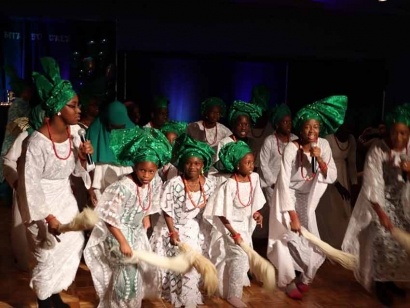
xmin=228 ymin=100 xmax=263 ymax=126
xmin=270 ymin=103 xmax=291 ymax=127
xmin=27 ymin=104 xmax=45 ymax=135
xmin=173 ymin=134 xmax=215 ymax=172
xmin=110 ymin=127 xmax=172 ymax=167
xmin=3 ymin=66 xmax=30 ymax=97
xmin=32 ymin=57 xmax=76 ymax=117
xmin=160 ymin=121 xmax=188 ymax=138
xmin=153 ymin=95 xmax=170 ymax=109
xmin=201 ymin=97 xmax=227 ymax=117
xmin=293 ymin=95 xmax=347 ymax=137
xmin=385 ymin=104 xmax=410 ymax=129
xmin=216 ymin=140 xmax=252 ymax=173
xmin=250 ymin=84 xmax=270 ymax=112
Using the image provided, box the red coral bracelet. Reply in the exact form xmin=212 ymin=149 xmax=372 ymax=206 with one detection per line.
xmin=45 ymin=215 xmax=56 ymax=223
xmin=231 ymin=233 xmax=241 ymax=240
xmin=168 ymin=231 xmax=178 ymax=237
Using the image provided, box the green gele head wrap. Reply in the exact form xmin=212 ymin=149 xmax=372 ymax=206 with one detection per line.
xmin=3 ymin=65 xmax=30 ymax=97
xmin=250 ymin=84 xmax=270 ymax=112
xmin=201 ymin=97 xmax=227 ymax=117
xmin=216 ymin=140 xmax=252 ymax=173
xmin=153 ymin=94 xmax=170 ymax=109
xmin=293 ymin=95 xmax=348 ymax=137
xmin=385 ymin=104 xmax=410 ymax=129
xmin=228 ymin=100 xmax=263 ymax=126
xmin=110 ymin=127 xmax=172 ymax=168
xmin=270 ymin=103 xmax=291 ymax=127
xmin=106 ymin=101 xmax=135 ymax=128
xmin=27 ymin=104 xmax=45 ymax=135
xmin=173 ymin=134 xmax=216 ymax=172
xmin=32 ymin=57 xmax=76 ymax=117
xmin=160 ymin=121 xmax=188 ymax=138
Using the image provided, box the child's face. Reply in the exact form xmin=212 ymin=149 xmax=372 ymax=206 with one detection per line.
xmin=237 ymin=153 xmax=254 ymax=176
xmin=134 ymin=161 xmax=158 ymax=185
xmin=183 ymin=156 xmax=204 ymax=179
xmin=205 ymin=105 xmax=221 ymax=123
xmin=233 ymin=115 xmax=251 ymax=139
xmin=166 ymin=132 xmax=178 ymax=145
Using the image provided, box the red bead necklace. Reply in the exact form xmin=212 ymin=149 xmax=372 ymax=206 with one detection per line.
xmin=275 ymin=133 xmax=290 ymax=155
xmin=183 ymin=175 xmax=207 ymax=209
xmin=234 ymin=173 xmax=253 ymax=207
xmin=46 ymin=119 xmax=72 ymax=161
xmin=202 ymin=121 xmax=218 ymax=145
xmin=136 ymin=182 xmax=152 ymax=211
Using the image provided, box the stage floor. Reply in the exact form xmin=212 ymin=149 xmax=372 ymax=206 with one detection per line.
xmin=0 ymin=200 xmax=408 ymax=308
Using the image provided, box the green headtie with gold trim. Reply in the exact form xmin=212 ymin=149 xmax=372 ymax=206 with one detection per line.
xmin=228 ymin=100 xmax=263 ymax=126
xmin=385 ymin=103 xmax=410 ymax=128
xmin=216 ymin=140 xmax=252 ymax=173
xmin=32 ymin=57 xmax=76 ymax=117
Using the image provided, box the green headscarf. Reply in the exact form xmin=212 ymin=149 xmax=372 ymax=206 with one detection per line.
xmin=86 ymin=100 xmax=135 ymax=164
xmin=3 ymin=66 xmax=30 ymax=97
xmin=153 ymin=95 xmax=169 ymax=109
xmin=270 ymin=103 xmax=291 ymax=127
xmin=201 ymin=97 xmax=227 ymax=117
xmin=160 ymin=121 xmax=188 ymax=138
xmin=27 ymin=105 xmax=45 ymax=135
xmin=293 ymin=95 xmax=347 ymax=137
xmin=216 ymin=140 xmax=252 ymax=173
xmin=110 ymin=127 xmax=172 ymax=167
xmin=32 ymin=57 xmax=76 ymax=117
xmin=228 ymin=100 xmax=263 ymax=126
xmin=385 ymin=104 xmax=410 ymax=128
xmin=250 ymin=84 xmax=270 ymax=112
xmin=173 ymin=134 xmax=215 ymax=172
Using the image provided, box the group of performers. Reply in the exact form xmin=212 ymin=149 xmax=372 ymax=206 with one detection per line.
xmin=1 ymin=57 xmax=410 ymax=308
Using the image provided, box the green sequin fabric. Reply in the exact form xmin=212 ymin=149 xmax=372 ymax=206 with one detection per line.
xmin=200 ymin=97 xmax=227 ymax=117
xmin=385 ymin=103 xmax=410 ymax=128
xmin=160 ymin=121 xmax=188 ymax=137
xmin=228 ymin=100 xmax=263 ymax=126
xmin=32 ymin=57 xmax=76 ymax=116
xmin=250 ymin=84 xmax=270 ymax=112
xmin=216 ymin=140 xmax=252 ymax=173
xmin=26 ymin=104 xmax=45 ymax=135
xmin=110 ymin=127 xmax=172 ymax=167
xmin=270 ymin=103 xmax=291 ymax=127
xmin=173 ymin=133 xmax=215 ymax=172
xmin=153 ymin=95 xmax=170 ymax=109
xmin=293 ymin=95 xmax=347 ymax=137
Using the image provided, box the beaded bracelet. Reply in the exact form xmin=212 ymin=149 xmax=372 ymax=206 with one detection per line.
xmin=168 ymin=231 xmax=178 ymax=237
xmin=231 ymin=233 xmax=241 ymax=240
xmin=319 ymin=162 xmax=327 ymax=171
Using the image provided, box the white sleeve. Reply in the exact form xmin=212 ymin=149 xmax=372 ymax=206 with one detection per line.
xmin=3 ymin=131 xmax=28 ymax=188
xmin=275 ymin=143 xmax=297 ymax=212
xmin=259 ymin=136 xmax=274 ymax=188
xmin=316 ymin=138 xmax=337 ymax=184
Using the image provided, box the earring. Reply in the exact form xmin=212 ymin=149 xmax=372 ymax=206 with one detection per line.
xmin=201 ymin=169 xmax=204 ymax=175
xmin=57 ymin=112 xmax=61 ymax=116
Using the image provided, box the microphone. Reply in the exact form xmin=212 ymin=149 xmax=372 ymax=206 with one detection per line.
xmin=310 ymin=142 xmax=317 ymax=173
xmin=78 ymin=128 xmax=93 ymax=165
xmin=400 ymin=154 xmax=409 ymax=182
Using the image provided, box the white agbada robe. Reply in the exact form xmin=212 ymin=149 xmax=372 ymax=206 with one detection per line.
xmin=187 ymin=121 xmax=232 ymax=152
xmin=84 ymin=175 xmax=162 ymax=308
xmin=150 ymin=176 xmax=215 ymax=307
xmin=255 ymin=133 xmax=298 ymax=238
xmin=316 ymin=134 xmax=357 ymax=248
xmin=17 ymin=131 xmax=91 ymax=300
xmin=267 ymin=138 xmax=337 ymax=288
xmin=342 ymin=140 xmax=410 ymax=292
xmin=205 ymin=172 xmax=265 ymax=299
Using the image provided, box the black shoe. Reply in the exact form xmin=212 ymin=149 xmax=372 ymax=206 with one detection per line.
xmin=51 ymin=293 xmax=70 ymax=308
xmin=37 ymin=297 xmax=52 ymax=308
xmin=375 ymin=282 xmax=393 ymax=307
xmin=386 ymin=281 xmax=407 ymax=297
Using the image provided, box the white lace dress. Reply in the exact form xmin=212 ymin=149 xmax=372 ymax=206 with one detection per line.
xmin=342 ymin=140 xmax=410 ymax=291
xmin=267 ymin=138 xmax=337 ymax=288
xmin=204 ymin=173 xmax=265 ymax=299
xmin=150 ymin=176 xmax=215 ymax=307
xmin=17 ymin=131 xmax=91 ymax=300
xmin=84 ymin=175 xmax=162 ymax=308
xmin=187 ymin=121 xmax=232 ymax=151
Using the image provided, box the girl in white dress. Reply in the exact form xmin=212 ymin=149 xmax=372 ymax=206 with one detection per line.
xmin=150 ymin=134 xmax=216 ymax=308
xmin=18 ymin=57 xmax=93 ymax=308
xmin=342 ymin=104 xmax=410 ymax=306
xmin=84 ymin=127 xmax=172 ymax=308
xmin=187 ymin=97 xmax=232 ymax=151
xmin=267 ymin=95 xmax=346 ymax=300
xmin=205 ymin=141 xmax=265 ymax=308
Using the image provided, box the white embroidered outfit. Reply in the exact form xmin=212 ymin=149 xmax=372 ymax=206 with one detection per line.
xmin=84 ymin=175 xmax=162 ymax=307
xmin=150 ymin=176 xmax=215 ymax=307
xmin=267 ymin=138 xmax=337 ymax=288
xmin=187 ymin=121 xmax=232 ymax=151
xmin=205 ymin=172 xmax=265 ymax=299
